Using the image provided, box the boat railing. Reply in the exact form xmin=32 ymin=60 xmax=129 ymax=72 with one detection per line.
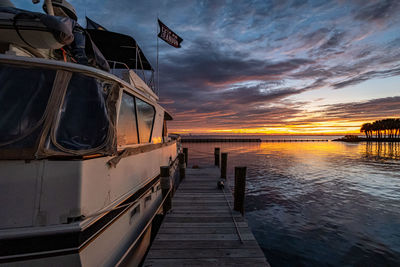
xmin=108 ymin=60 xmax=130 ymax=73
xmin=107 ymin=60 xmax=157 ymax=95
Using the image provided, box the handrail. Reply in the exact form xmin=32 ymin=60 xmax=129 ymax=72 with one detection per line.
xmin=0 ymin=54 xmax=157 ymax=101
xmin=107 ymin=60 xmax=157 ymax=95
xmin=107 ymin=60 xmax=130 ymax=73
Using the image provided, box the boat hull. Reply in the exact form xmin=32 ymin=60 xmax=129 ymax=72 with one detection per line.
xmin=0 ymin=142 xmax=179 ymax=266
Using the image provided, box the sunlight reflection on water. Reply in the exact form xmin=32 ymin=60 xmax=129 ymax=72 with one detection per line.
xmin=183 ymin=140 xmax=400 ymax=266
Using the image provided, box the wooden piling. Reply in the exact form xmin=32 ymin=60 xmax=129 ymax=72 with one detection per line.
xmin=234 ymin=166 xmax=247 ymax=215
xmin=221 ymin=152 xmax=227 ymax=179
xmin=214 ymin=147 xmax=220 ymax=167
xmin=178 ymin=153 xmax=186 ymax=180
xmin=160 ymin=166 xmax=172 ymax=214
xmin=183 ymin=147 xmax=188 ymax=167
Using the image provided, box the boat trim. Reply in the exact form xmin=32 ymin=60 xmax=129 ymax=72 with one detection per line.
xmin=109 ymin=140 xmax=176 ymax=168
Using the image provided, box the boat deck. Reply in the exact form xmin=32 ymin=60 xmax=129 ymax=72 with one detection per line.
xmin=143 ymin=167 xmax=269 ymax=266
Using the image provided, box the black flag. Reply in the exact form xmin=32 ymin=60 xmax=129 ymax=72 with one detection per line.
xmin=158 ymin=19 xmax=183 ymax=48
xmin=86 ymin=17 xmax=107 ymax=31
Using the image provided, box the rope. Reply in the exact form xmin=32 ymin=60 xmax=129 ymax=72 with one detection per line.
xmin=222 ymin=186 xmax=244 ymax=244
xmin=13 ymin=14 xmax=36 ymax=49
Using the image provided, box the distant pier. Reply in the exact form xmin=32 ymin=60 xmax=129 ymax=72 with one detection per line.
xmin=182 ymin=138 xmax=329 ymax=143
xmin=182 ymin=138 xmax=262 ymax=143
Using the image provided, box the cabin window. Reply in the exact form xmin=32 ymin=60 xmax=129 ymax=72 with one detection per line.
xmin=117 ymin=92 xmax=139 ymax=146
xmin=54 ymin=73 xmax=110 ymax=150
xmin=0 ymin=64 xmax=55 ymax=147
xmin=136 ymin=98 xmax=155 ymax=143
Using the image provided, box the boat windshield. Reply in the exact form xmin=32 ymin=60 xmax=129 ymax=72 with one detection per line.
xmin=53 ymin=73 xmax=111 ymax=151
xmin=0 ymin=62 xmax=116 ymax=158
xmin=0 ymin=63 xmax=56 ymax=148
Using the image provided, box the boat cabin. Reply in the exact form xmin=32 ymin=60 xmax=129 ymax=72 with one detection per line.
xmin=0 ymin=56 xmax=171 ymax=160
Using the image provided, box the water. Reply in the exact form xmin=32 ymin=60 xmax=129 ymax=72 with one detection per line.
xmin=183 ymin=138 xmax=400 ymax=266
xmin=183 ymin=134 xmax=344 ymax=141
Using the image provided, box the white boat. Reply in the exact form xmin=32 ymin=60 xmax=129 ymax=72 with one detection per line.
xmin=0 ymin=1 xmax=180 ymax=266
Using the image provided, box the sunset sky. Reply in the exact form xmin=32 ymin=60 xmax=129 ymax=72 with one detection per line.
xmin=19 ymin=0 xmax=400 ymax=135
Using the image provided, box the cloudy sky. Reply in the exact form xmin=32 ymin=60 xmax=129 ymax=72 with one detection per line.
xmin=18 ymin=0 xmax=400 ymax=134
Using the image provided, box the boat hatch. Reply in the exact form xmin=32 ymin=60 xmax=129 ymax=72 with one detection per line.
xmin=0 ymin=62 xmax=118 ymax=159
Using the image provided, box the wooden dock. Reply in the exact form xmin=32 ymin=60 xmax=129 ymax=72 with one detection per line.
xmin=143 ymin=167 xmax=269 ymax=266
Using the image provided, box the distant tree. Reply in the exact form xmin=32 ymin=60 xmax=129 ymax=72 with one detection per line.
xmin=361 ymin=123 xmax=372 ymax=138
xmin=360 ymin=118 xmax=400 ymax=139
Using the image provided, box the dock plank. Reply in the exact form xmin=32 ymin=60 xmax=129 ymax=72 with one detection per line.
xmin=157 ymin=227 xmax=253 ymax=235
xmin=155 ymin=233 xmax=256 ymax=241
xmin=164 ymin=216 xmax=245 ymax=223
xmin=143 ymin=258 xmax=268 ymax=267
xmin=149 ymin=240 xmax=259 ymax=249
xmin=142 ymin=167 xmax=269 ymax=267
xmin=160 ymin=222 xmax=249 ymax=228
xmin=146 ymin=248 xmax=265 ymax=259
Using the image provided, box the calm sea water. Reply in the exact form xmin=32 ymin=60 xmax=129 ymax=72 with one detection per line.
xmin=183 ymin=137 xmax=400 ymax=266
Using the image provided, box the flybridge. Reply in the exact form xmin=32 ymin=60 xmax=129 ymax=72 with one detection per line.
xmin=86 ymin=28 xmax=156 ymax=91
xmin=85 ymin=17 xmax=157 ymax=92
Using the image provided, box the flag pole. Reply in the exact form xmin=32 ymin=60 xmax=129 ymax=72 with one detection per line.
xmin=156 ymin=15 xmax=159 ymax=96
xmin=135 ymin=43 xmax=138 ymax=70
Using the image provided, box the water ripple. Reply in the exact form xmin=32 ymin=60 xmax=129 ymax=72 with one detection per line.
xmin=184 ymin=141 xmax=400 ymax=266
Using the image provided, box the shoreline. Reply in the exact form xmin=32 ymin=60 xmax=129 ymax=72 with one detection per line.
xmin=333 ymin=137 xmax=400 ymax=142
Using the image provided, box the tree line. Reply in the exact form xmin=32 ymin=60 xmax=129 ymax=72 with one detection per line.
xmin=361 ymin=118 xmax=400 ymax=139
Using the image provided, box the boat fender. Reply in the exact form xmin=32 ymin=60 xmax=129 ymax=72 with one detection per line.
xmin=217 ymin=180 xmax=224 ymax=190
xmin=39 ymin=14 xmax=74 ymax=45
xmin=9 ymin=9 xmax=74 ymax=48
xmin=70 ymin=25 xmax=89 ymax=65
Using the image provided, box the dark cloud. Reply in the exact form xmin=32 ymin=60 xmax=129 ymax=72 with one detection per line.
xmin=333 ymin=67 xmax=400 ymax=89
xmin=322 ymin=96 xmax=400 ymax=120
xmin=291 ymin=0 xmax=308 ymax=8
xmin=303 ymin=28 xmax=331 ymax=44
xmin=15 ymin=0 xmax=400 ymax=132
xmin=220 ymin=86 xmax=301 ymax=105
xmin=158 ymin=38 xmax=314 ymax=94
xmin=353 ymin=0 xmax=399 ymax=22
xmin=320 ymin=31 xmax=346 ymax=49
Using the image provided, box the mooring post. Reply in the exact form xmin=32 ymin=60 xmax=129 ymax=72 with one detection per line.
xmin=214 ymin=147 xmax=220 ymax=167
xmin=183 ymin=147 xmax=188 ymax=167
xmin=221 ymin=152 xmax=227 ymax=179
xmin=234 ymin=166 xmax=247 ymax=215
xmin=160 ymin=166 xmax=172 ymax=214
xmin=178 ymin=152 xmax=186 ymax=181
